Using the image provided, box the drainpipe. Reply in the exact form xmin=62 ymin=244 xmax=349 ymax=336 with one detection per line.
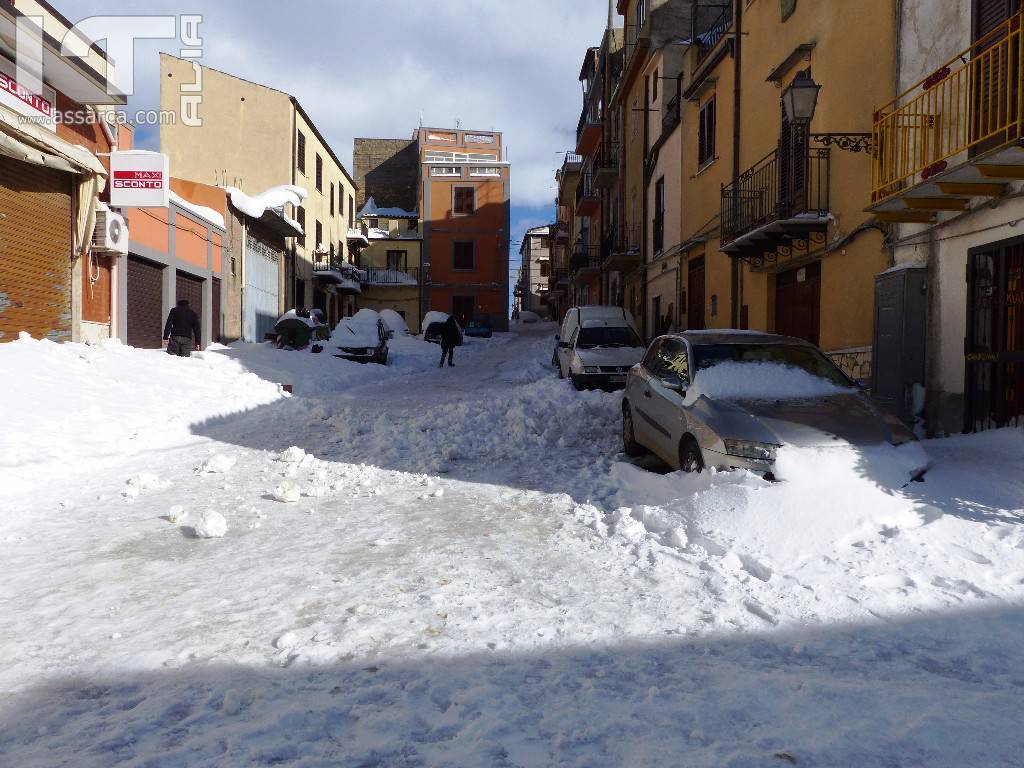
xmin=730 ymin=0 xmax=743 ymax=329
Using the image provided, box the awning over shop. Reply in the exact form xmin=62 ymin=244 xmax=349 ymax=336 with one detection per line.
xmin=0 ymin=104 xmax=107 ymax=177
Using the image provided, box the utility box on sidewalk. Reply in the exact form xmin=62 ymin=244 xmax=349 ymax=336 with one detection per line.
xmin=872 ymin=265 xmax=928 ymax=424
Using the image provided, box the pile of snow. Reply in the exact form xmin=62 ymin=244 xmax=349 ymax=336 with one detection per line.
xmin=379 ymin=309 xmax=410 ymax=335
xmin=518 ymin=310 xmax=542 ymax=324
xmin=192 ymin=510 xmax=227 ymax=538
xmin=684 ymin=360 xmax=855 ymax=404
xmin=0 ymin=335 xmax=283 ymax=497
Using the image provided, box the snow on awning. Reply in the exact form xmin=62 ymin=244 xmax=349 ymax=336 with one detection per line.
xmin=0 ymin=104 xmax=107 ymax=177
xmin=226 ymin=184 xmax=307 ymax=237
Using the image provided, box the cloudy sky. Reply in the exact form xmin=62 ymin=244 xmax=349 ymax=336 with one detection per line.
xmin=69 ymin=0 xmax=610 ymax=283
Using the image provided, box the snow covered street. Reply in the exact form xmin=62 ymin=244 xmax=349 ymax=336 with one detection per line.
xmin=2 ymin=326 xmax=1024 ymax=767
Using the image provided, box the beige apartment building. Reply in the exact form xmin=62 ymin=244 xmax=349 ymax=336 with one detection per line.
xmin=159 ymin=54 xmax=359 ymax=325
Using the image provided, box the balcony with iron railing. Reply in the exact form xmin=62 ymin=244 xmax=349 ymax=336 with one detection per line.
xmin=570 ymin=242 xmax=602 ymax=278
xmin=594 ymin=141 xmax=620 ymax=189
xmin=721 ymin=140 xmax=832 ymax=263
xmin=575 ymin=162 xmax=601 ymax=216
xmin=869 ymin=11 xmax=1024 ymax=222
xmin=602 ymin=223 xmax=642 ymax=271
xmin=313 ymin=255 xmax=363 ymax=293
xmin=576 ymin=99 xmax=603 ymax=156
xmin=361 ymin=266 xmax=419 ymax=287
xmin=695 ymin=0 xmax=733 ymax=63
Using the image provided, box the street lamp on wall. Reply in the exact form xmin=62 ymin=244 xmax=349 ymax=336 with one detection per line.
xmin=782 ymin=69 xmax=821 ymax=125
xmin=782 ymin=68 xmax=873 ymax=154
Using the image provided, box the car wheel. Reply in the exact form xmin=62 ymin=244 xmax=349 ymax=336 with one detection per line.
xmin=622 ymin=404 xmax=645 ymax=458
xmin=679 ymin=435 xmax=705 ymax=473
xmin=570 ymin=374 xmax=585 ymax=391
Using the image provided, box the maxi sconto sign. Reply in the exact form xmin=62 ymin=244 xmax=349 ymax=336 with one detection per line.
xmin=0 ymin=52 xmax=57 ymax=132
xmin=110 ymin=150 xmax=170 ymax=208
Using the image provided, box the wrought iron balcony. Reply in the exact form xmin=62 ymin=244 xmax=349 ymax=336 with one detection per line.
xmin=594 ymin=142 xmax=620 ymax=189
xmin=870 ymin=11 xmax=1024 ymax=220
xmin=361 ymin=267 xmax=418 ymax=286
xmin=575 ymin=164 xmax=600 ymax=216
xmin=576 ymin=101 xmax=603 ymax=156
xmin=570 ymin=243 xmax=601 ymax=276
xmin=695 ymin=1 xmax=733 ymax=63
xmin=721 ymin=141 xmax=831 ymax=262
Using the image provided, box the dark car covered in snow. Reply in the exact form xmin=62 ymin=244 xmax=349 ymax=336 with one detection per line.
xmin=333 ymin=316 xmax=390 ymax=364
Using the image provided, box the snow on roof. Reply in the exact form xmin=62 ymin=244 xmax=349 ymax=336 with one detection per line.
xmin=169 ymin=191 xmax=225 ymax=230
xmin=226 ymin=185 xmax=308 ymax=230
xmin=358 ymin=196 xmax=418 ymax=220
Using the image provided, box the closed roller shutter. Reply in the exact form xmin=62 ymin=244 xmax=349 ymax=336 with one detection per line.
xmin=211 ymin=276 xmax=221 ymax=344
xmin=176 ymin=271 xmax=203 ymax=342
xmin=126 ymin=255 xmax=165 ymax=348
xmin=0 ymin=155 xmax=73 ymax=342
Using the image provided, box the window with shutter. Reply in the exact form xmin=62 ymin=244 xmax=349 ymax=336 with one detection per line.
xmin=698 ymin=96 xmax=717 ymax=167
xmin=454 ymin=187 xmax=476 ymax=215
xmin=296 ymin=131 xmax=306 ymax=174
xmin=330 ymin=184 xmax=334 ymax=216
xmin=315 ymin=154 xmax=323 ymax=192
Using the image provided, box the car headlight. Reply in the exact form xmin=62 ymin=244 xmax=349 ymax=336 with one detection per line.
xmin=583 ymin=366 xmax=601 ymax=374
xmin=722 ymin=439 xmax=778 ymax=462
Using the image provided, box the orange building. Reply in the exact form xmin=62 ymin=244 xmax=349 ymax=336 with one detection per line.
xmin=121 ymin=178 xmax=227 ymax=348
xmin=418 ymin=127 xmax=510 ymax=330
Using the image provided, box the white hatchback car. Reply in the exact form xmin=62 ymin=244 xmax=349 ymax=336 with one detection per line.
xmin=553 ymin=305 xmax=646 ymax=390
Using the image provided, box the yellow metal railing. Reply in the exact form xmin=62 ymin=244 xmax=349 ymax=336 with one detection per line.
xmin=872 ymin=13 xmax=1024 ymax=204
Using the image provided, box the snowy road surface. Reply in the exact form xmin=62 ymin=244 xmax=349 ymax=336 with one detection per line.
xmin=1 ymin=326 xmax=1024 ymax=766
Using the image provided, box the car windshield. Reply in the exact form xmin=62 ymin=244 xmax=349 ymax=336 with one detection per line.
xmin=691 ymin=343 xmax=851 ymax=386
xmin=576 ymin=326 xmax=643 ymax=349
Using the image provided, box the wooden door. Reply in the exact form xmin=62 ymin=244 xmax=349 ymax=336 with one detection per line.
xmin=971 ymin=0 xmax=1022 ymax=154
xmin=687 ymin=257 xmax=706 ymax=330
xmin=966 ymin=242 xmax=1024 ymax=430
xmin=452 ymin=295 xmax=474 ymax=327
xmin=775 ymin=262 xmax=821 ymax=345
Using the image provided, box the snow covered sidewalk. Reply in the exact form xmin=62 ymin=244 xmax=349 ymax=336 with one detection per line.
xmin=1 ymin=328 xmax=1023 ymax=767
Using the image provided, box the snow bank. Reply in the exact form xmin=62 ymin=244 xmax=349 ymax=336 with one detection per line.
xmin=684 ymin=361 xmax=855 ymax=404
xmin=0 ymin=335 xmax=283 ymax=497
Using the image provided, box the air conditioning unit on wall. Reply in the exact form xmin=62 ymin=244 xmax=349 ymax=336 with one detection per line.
xmin=92 ymin=209 xmax=128 ymax=254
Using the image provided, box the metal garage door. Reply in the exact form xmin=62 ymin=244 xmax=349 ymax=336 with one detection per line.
xmin=244 ymin=233 xmax=280 ymax=342
xmin=176 ymin=271 xmax=204 ymax=339
xmin=211 ymin=277 xmax=221 ymax=344
xmin=0 ymin=155 xmax=73 ymax=342
xmin=126 ymin=255 xmax=165 ymax=348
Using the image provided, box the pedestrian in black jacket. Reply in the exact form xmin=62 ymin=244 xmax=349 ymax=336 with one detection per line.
xmin=439 ymin=315 xmax=460 ymax=367
xmin=163 ymin=299 xmax=201 ymax=356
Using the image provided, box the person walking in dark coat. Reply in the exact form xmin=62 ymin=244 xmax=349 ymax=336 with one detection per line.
xmin=163 ymin=299 xmax=201 ymax=357
xmin=439 ymin=315 xmax=460 ymax=367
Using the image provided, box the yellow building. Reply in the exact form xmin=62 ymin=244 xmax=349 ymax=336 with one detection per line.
xmin=353 ymin=199 xmax=423 ymax=333
xmin=617 ymin=0 xmax=896 ymax=380
xmin=159 ymin=54 xmax=359 ymax=326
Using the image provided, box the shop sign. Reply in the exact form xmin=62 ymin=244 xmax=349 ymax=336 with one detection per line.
xmin=110 ymin=150 xmax=170 ymax=208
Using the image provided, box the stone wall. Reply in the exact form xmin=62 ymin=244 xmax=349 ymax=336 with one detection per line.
xmin=352 ymin=138 xmax=419 ymax=212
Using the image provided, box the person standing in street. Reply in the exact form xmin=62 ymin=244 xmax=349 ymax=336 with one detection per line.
xmin=163 ymin=299 xmax=201 ymax=357
xmin=439 ymin=314 xmax=460 ymax=367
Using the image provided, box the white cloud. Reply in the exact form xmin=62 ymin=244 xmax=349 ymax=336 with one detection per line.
xmin=67 ymin=0 xmax=608 ymax=209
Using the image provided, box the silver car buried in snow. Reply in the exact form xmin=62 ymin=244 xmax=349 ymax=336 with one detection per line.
xmin=621 ymin=331 xmax=923 ymax=477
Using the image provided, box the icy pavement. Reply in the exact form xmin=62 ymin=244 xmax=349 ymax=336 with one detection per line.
xmin=1 ymin=327 xmax=1023 ymax=767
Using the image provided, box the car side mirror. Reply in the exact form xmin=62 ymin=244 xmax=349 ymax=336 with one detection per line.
xmin=662 ymin=377 xmax=687 ymax=394
xmin=554 ymin=334 xmax=560 ymax=341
